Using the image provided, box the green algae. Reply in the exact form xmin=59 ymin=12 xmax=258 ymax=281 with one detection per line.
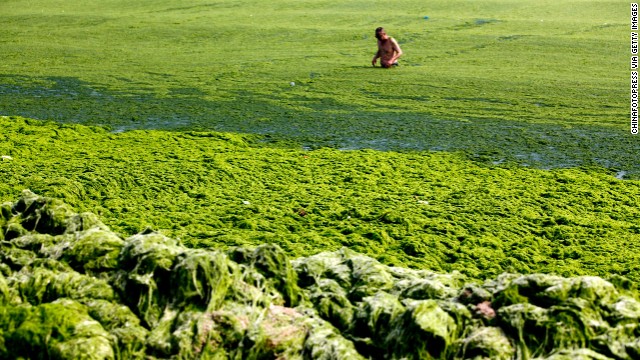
xmin=457 ymin=327 xmax=514 ymax=360
xmin=307 ymin=278 xmax=355 ymax=331
xmin=60 ymin=228 xmax=124 ymax=275
xmin=1 ymin=0 xmax=625 ymax=127
xmin=351 ymin=291 xmax=406 ymax=355
xmin=1 ymin=116 xmax=639 ymax=286
xmin=386 ymin=299 xmax=459 ymax=358
xmin=0 ymin=0 xmax=636 ymax=176
xmin=0 ymin=2 xmax=637 ymax=354
xmin=1 ymin=299 xmax=114 ymax=360
xmin=83 ymin=299 xmax=148 ymax=359
xmin=228 ymin=243 xmax=302 ymax=307
xmin=0 ymin=191 xmax=640 ymax=359
xmin=12 ymin=266 xmax=116 ymax=305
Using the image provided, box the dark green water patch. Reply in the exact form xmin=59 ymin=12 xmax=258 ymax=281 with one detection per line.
xmin=1 ymin=74 xmax=638 ymax=178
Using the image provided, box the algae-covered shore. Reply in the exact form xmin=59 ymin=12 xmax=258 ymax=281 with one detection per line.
xmin=1 ymin=0 xmax=637 ymax=175
xmin=1 ymin=0 xmax=640 ymax=357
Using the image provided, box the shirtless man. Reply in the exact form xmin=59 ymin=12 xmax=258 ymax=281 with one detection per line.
xmin=371 ymin=27 xmax=403 ymax=68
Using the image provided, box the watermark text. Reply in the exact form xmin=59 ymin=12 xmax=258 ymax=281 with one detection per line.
xmin=633 ymin=4 xmax=639 ymax=134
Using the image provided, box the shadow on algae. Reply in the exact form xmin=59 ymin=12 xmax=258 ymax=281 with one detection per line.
xmin=1 ymin=74 xmax=638 ymax=179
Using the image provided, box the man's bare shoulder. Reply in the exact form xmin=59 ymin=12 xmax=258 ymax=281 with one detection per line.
xmin=390 ymin=37 xmax=402 ymax=50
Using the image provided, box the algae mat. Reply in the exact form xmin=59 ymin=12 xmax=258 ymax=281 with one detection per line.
xmin=1 ymin=117 xmax=639 ymax=284
xmin=2 ymin=190 xmax=640 ymax=359
xmin=0 ymin=0 xmax=637 ymax=174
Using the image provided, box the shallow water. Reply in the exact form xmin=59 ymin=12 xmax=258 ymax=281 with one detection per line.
xmin=1 ymin=74 xmax=638 ymax=178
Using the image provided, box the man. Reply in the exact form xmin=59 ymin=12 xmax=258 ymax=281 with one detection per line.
xmin=372 ymin=27 xmax=403 ymax=68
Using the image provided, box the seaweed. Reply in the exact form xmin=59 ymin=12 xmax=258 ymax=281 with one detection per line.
xmin=0 ymin=190 xmax=639 ymax=359
xmin=2 ymin=117 xmax=640 ymax=286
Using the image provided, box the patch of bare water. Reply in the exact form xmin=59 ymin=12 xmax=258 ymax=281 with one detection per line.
xmin=2 ymin=74 xmax=638 ymax=179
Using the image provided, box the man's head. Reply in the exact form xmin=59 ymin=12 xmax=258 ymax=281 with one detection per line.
xmin=375 ymin=27 xmax=389 ymax=40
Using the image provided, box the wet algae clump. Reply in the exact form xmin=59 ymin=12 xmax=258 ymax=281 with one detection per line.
xmin=1 ymin=191 xmax=640 ymax=359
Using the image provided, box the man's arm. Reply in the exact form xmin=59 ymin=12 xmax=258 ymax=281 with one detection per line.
xmin=372 ymin=42 xmax=382 ymax=66
xmin=389 ymin=38 xmax=403 ymax=63
xmin=372 ymin=50 xmax=381 ymax=66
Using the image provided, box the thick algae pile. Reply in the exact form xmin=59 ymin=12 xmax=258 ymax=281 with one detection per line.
xmin=2 ymin=191 xmax=640 ymax=359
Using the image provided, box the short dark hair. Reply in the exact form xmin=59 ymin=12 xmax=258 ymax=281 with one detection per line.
xmin=375 ymin=27 xmax=385 ymax=40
